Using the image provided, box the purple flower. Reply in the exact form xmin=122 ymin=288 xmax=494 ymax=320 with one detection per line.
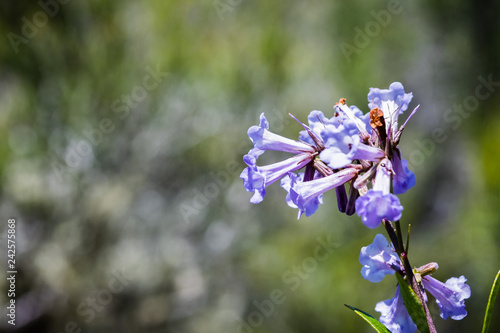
xmin=360 ymin=235 xmax=471 ymax=328
xmin=318 ymin=120 xmax=359 ymax=169
xmin=281 ymin=172 xmax=323 ymax=218
xmin=282 ymin=167 xmax=358 ymax=218
xmin=355 ymin=159 xmax=404 ymax=228
xmin=377 ymin=275 xmax=471 ymax=330
xmin=241 ymin=113 xmax=318 ymax=203
xmin=349 ymin=105 xmax=373 ymax=134
xmin=247 ymin=113 xmax=316 ymax=157
xmin=368 ymin=82 xmax=413 ymax=137
xmin=422 ymin=275 xmax=471 ymax=320
xmin=319 ymin=121 xmax=385 ymax=169
xmin=392 ymin=149 xmax=416 ymax=195
xmin=336 ymin=103 xmax=373 ymax=137
xmin=359 ymin=234 xmax=400 ymax=283
xmin=376 ymin=285 xmax=417 ymax=333
xmin=298 ymin=108 xmax=383 ymax=169
xmin=298 ymin=110 xmax=339 ymax=145
xmin=241 ymin=83 xmax=419 ymax=217
xmin=368 ymin=82 xmax=413 ymax=113
xmin=241 ymin=153 xmax=314 ymax=204
xmin=355 ymin=189 xmax=403 ymax=228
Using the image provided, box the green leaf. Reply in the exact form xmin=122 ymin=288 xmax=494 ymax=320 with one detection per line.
xmin=394 ymin=273 xmax=430 ymax=333
xmin=481 ymin=269 xmax=500 ymax=333
xmin=344 ymin=304 xmax=392 ymax=333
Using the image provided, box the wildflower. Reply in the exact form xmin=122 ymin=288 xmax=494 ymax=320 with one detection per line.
xmin=317 ymin=103 xmax=384 ymax=169
xmin=366 ymin=82 xmax=417 ymax=194
xmin=368 ymin=81 xmax=413 ymax=139
xmin=240 ymin=113 xmax=318 ymax=203
xmin=355 ymin=159 xmax=404 ymax=228
xmin=241 ymin=109 xmax=364 ymax=209
xmin=360 ymin=235 xmax=471 ymax=329
xmin=241 ymin=152 xmax=315 ymax=204
xmin=282 ymin=167 xmax=358 ymax=218
xmin=392 ymin=149 xmax=416 ymax=195
xmin=280 ymin=172 xmax=323 ymax=218
xmin=247 ymin=113 xmax=317 ymax=157
xmin=359 ymin=233 xmax=401 ymax=282
xmin=319 ymin=120 xmax=385 ymax=169
xmin=421 ymin=275 xmax=471 ymax=320
xmin=241 ymin=83 xmax=418 ymax=219
xmin=375 ymin=286 xmax=417 ymax=333
xmin=298 ymin=110 xmax=339 ymax=145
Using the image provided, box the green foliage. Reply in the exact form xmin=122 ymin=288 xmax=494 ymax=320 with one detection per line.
xmin=394 ymin=274 xmax=430 ymax=333
xmin=482 ymin=269 xmax=500 ymax=333
xmin=345 ymin=304 xmax=391 ymax=333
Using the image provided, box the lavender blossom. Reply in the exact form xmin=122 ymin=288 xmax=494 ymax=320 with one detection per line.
xmin=319 ymin=123 xmax=385 ymax=169
xmin=359 ymin=234 xmax=471 ymax=329
xmin=241 ymin=113 xmax=318 ymax=203
xmin=422 ymin=275 xmax=471 ymax=320
xmin=355 ymin=191 xmax=403 ymax=228
xmin=375 ymin=285 xmax=417 ymax=333
xmin=282 ymin=168 xmax=358 ymax=218
xmin=241 ymin=152 xmax=314 ymax=204
xmin=281 ymin=172 xmax=323 ymax=218
xmin=368 ymin=82 xmax=413 ymax=138
xmin=355 ymin=159 xmax=403 ymax=228
xmin=298 ymin=110 xmax=339 ymax=145
xmin=359 ymin=233 xmax=400 ymax=283
xmin=392 ymin=149 xmax=416 ymax=195
xmin=241 ymin=83 xmax=418 ymax=218
xmin=247 ymin=113 xmax=316 ymax=156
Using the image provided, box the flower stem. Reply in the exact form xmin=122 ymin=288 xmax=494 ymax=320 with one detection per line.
xmin=394 ymin=221 xmax=405 ymax=255
xmin=382 ymin=219 xmax=400 ymax=253
xmin=388 ymin=221 xmax=438 ymax=333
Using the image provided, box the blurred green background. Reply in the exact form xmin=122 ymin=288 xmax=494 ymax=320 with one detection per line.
xmin=0 ymin=1 xmax=499 ymax=332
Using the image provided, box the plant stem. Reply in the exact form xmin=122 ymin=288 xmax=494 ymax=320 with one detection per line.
xmin=382 ymin=219 xmax=400 ymax=253
xmin=394 ymin=221 xmax=405 ymax=255
xmin=390 ymin=221 xmax=438 ymax=333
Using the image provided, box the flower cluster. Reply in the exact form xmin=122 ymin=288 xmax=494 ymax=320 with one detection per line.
xmin=241 ymin=82 xmax=417 ymax=227
xmin=240 ymin=82 xmax=472 ymax=331
xmin=360 ymin=234 xmax=471 ymax=332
